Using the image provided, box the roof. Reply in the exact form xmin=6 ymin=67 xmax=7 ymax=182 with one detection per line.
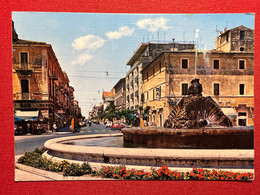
xmin=13 ymin=38 xmax=47 ymax=45
xmin=113 ymin=78 xmax=125 ymax=89
xmin=102 ymin=91 xmax=114 ymax=99
xmin=126 ymin=43 xmax=148 ymax=66
xmin=218 ymin=25 xmax=254 ymax=37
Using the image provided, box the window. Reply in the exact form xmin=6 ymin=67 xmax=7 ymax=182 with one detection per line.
xmin=239 ymin=84 xmax=245 ymax=95
xmin=238 ymin=112 xmax=247 ymax=126
xmin=146 ymin=71 xmax=148 ymax=81
xmin=182 ymin=83 xmax=188 ymax=95
xmin=147 ymin=91 xmax=149 ymax=101
xmin=226 ymin=34 xmax=229 ymax=42
xmin=240 ymin=31 xmax=245 ymax=40
xmin=141 ymin=93 xmax=144 ymax=103
xmin=159 ymin=63 xmax=162 ymax=73
xmin=182 ymin=59 xmax=188 ymax=69
xmin=21 ymin=80 xmax=29 ymax=93
xmin=239 ymin=60 xmax=245 ymax=69
xmin=21 ymin=79 xmax=29 ymax=99
xmin=213 ymin=60 xmax=220 ymax=69
xmin=21 ymin=52 xmax=28 ymax=63
xmin=213 ymin=83 xmax=220 ymax=96
xmin=156 ymin=86 xmax=161 ymax=99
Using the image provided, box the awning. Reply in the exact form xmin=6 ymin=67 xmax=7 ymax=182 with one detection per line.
xmin=14 ymin=110 xmax=39 ymax=121
xmin=222 ymin=108 xmax=237 ymax=119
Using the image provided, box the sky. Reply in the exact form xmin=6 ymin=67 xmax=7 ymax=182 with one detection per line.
xmin=12 ymin=13 xmax=255 ymax=117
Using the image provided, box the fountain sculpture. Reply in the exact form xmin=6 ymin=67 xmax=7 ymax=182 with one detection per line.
xmin=164 ymin=78 xmax=232 ymax=129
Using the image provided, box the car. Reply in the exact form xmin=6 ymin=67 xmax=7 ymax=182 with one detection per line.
xmin=111 ymin=123 xmax=122 ymax=130
xmin=105 ymin=121 xmax=113 ymax=128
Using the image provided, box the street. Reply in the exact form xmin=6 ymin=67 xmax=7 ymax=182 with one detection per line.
xmin=15 ymin=123 xmax=119 ymax=155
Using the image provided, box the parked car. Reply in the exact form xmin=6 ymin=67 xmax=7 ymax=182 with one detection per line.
xmin=105 ymin=121 xmax=113 ymax=128
xmin=111 ymin=123 xmax=122 ymax=130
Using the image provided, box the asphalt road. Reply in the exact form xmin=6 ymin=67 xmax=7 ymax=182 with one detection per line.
xmin=15 ymin=123 xmax=119 ymax=155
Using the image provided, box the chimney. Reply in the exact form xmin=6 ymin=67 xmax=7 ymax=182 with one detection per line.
xmin=224 ymin=27 xmax=228 ymax=32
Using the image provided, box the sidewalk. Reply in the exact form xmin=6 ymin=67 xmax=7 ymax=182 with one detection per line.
xmin=15 ymin=169 xmax=53 ymax=181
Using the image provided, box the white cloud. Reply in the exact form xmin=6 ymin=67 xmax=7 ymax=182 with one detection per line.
xmin=136 ymin=17 xmax=170 ymax=32
xmin=72 ymin=35 xmax=105 ymax=51
xmin=105 ymin=26 xmax=134 ymax=40
xmin=72 ymin=52 xmax=94 ymax=66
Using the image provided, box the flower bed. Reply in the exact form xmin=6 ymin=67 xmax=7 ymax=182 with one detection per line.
xmin=17 ymin=148 xmax=254 ymax=181
xmin=99 ymin=165 xmax=253 ymax=181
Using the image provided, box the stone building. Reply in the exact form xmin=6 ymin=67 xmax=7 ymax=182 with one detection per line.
xmin=215 ymin=25 xmax=254 ymax=52
xmin=142 ymin=26 xmax=254 ymax=127
xmin=113 ymin=78 xmax=126 ymax=110
xmin=125 ymin=41 xmax=195 ymax=112
xmin=12 ymin=21 xmax=79 ymax=133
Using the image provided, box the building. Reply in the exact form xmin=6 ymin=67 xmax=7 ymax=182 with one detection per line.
xmin=215 ymin=25 xmax=254 ymax=52
xmin=102 ymin=91 xmax=114 ymax=111
xmin=142 ymin=26 xmax=254 ymax=127
xmin=113 ymin=78 xmax=126 ymax=110
xmin=125 ymin=41 xmax=195 ymax=112
xmin=12 ymin=21 xmax=80 ymax=133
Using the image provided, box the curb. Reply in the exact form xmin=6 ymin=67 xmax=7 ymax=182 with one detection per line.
xmin=15 ymin=155 xmax=112 ymax=181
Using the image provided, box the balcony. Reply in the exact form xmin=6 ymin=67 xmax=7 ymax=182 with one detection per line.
xmin=135 ymin=90 xmax=139 ymax=97
xmin=130 ymin=80 xmax=134 ymax=86
xmin=49 ymin=71 xmax=58 ymax=80
xmin=13 ymin=92 xmax=49 ymax=100
xmin=135 ymin=75 xmax=139 ymax=82
xmin=14 ymin=63 xmax=33 ymax=75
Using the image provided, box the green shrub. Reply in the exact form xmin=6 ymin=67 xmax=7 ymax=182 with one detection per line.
xmin=63 ymin=163 xmax=83 ymax=176
xmin=17 ymin=148 xmax=45 ymax=168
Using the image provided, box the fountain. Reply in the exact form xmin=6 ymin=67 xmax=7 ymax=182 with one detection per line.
xmin=43 ymin=79 xmax=253 ymax=169
xmin=122 ymin=79 xmax=253 ymax=149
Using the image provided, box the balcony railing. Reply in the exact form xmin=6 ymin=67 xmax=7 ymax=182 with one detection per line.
xmin=13 ymin=93 xmax=49 ymax=100
xmin=13 ymin=63 xmax=34 ymax=75
xmin=49 ymin=71 xmax=58 ymax=80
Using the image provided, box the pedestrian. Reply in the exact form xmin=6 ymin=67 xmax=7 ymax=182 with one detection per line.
xmin=53 ymin=122 xmax=57 ymax=134
xmin=26 ymin=122 xmax=30 ymax=135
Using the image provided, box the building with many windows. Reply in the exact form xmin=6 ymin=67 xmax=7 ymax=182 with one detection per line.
xmin=141 ymin=26 xmax=254 ymax=127
xmin=12 ymin=21 xmax=80 ymax=133
xmin=125 ymin=41 xmax=195 ymax=112
xmin=113 ymin=78 xmax=126 ymax=110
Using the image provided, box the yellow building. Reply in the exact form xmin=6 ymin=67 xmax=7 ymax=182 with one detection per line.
xmin=12 ymin=21 xmax=79 ymax=133
xmin=142 ymin=50 xmax=254 ymax=127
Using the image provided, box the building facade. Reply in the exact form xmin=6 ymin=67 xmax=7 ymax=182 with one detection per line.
xmin=12 ymin=21 xmax=80 ymax=133
xmin=215 ymin=25 xmax=254 ymax=52
xmin=113 ymin=78 xmax=126 ymax=110
xmin=102 ymin=91 xmax=114 ymax=111
xmin=125 ymin=41 xmax=195 ymax=112
xmin=142 ymin=27 xmax=254 ymax=127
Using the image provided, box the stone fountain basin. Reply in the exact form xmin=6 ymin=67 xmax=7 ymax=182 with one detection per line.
xmin=122 ymin=127 xmax=254 ymax=149
xmin=43 ymin=133 xmax=254 ymax=169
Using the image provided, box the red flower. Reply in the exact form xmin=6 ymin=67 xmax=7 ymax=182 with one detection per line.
xmin=220 ymin=177 xmax=224 ymax=180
